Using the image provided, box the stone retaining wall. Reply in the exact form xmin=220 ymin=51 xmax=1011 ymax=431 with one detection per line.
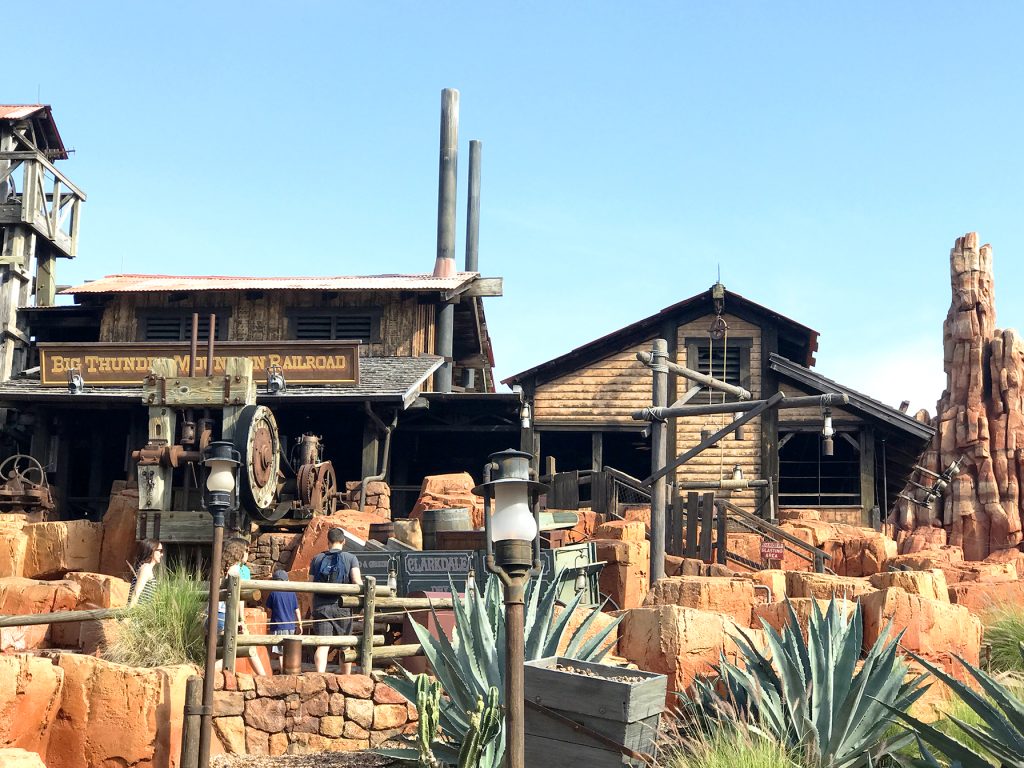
xmin=213 ymin=671 xmax=415 ymax=756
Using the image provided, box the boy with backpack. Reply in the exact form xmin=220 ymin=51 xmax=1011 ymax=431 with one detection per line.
xmin=310 ymin=526 xmax=362 ymax=674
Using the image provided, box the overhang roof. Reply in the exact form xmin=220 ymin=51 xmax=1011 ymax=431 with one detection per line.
xmin=0 ymin=355 xmax=444 ymax=410
xmin=504 ymin=287 xmax=819 ymax=387
xmin=61 ymin=273 xmax=480 ymax=296
xmin=0 ymin=104 xmax=67 ymax=160
xmin=769 ymin=353 xmax=935 ymax=442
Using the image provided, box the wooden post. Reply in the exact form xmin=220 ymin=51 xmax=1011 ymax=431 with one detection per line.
xmin=650 ymin=339 xmax=668 ymax=583
xmin=859 ymin=426 xmax=876 ymax=527
xmin=36 ymin=254 xmax=56 ymax=307
xmin=222 ymin=573 xmax=240 ymax=672
xmin=715 ymin=500 xmax=728 ymax=565
xmin=685 ymin=492 xmax=699 ymax=558
xmin=360 ymin=576 xmax=377 ymax=673
xmin=590 ymin=432 xmax=603 ymax=473
xmin=670 ymin=485 xmax=683 ymax=556
xmin=180 ymin=675 xmax=203 ymax=768
xmin=699 ymin=492 xmax=714 ymax=562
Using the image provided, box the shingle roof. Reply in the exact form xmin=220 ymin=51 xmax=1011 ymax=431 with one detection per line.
xmin=0 ymin=356 xmax=444 ymax=409
xmin=61 ymin=273 xmax=479 ymax=295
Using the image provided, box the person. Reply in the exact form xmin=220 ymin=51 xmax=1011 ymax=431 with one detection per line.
xmin=265 ymin=569 xmax=301 ymax=672
xmin=310 ymin=527 xmax=361 ymax=674
xmin=217 ymin=538 xmax=268 ymax=676
xmin=128 ymin=539 xmax=163 ymax=607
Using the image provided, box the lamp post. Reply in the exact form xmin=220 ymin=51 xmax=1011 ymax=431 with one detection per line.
xmin=472 ymin=449 xmax=548 ymax=768
xmin=197 ymin=440 xmax=240 ymax=768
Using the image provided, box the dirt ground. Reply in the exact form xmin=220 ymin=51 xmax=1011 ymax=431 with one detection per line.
xmin=211 ymin=753 xmax=400 ymax=768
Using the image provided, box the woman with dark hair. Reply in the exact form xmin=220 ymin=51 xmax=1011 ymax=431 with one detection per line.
xmin=128 ymin=539 xmax=163 ymax=607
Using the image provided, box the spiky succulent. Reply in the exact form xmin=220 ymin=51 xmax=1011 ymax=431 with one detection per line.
xmin=684 ymin=598 xmax=929 ymax=768
xmin=377 ymin=570 xmax=621 ymax=767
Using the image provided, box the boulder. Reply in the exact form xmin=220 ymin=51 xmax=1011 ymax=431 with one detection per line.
xmin=0 ymin=749 xmax=48 ymax=768
xmin=868 ymin=569 xmax=949 ymax=603
xmin=900 ymin=526 xmax=948 ymax=554
xmin=664 ymin=555 xmax=705 ymax=577
xmin=561 ymin=509 xmax=602 ymax=544
xmin=0 ymin=654 xmax=64 ymax=760
xmin=50 ymin=573 xmax=131 ymax=650
xmin=0 ymin=525 xmax=28 ymax=578
xmin=784 ymin=572 xmax=876 ymax=601
xmin=752 ymin=598 xmax=857 ymax=638
xmin=393 ymin=518 xmax=422 ymax=550
xmin=409 ymin=473 xmax=485 ymax=530
xmin=860 ymin=588 xmax=981 ymax=682
xmin=290 ymin=511 xmax=389 ymax=574
xmin=643 ymin=576 xmax=756 ymax=627
xmin=98 ymin=489 xmax=139 ymax=579
xmin=551 ymin=603 xmax=619 ymax=656
xmin=593 ymin=520 xmax=646 ymax=543
xmin=46 ymin=654 xmax=193 ymax=768
xmin=949 ymin=561 xmax=1018 ymax=583
xmin=617 ymin=605 xmax=743 ymax=703
xmin=984 ymin=547 xmax=1024 ymax=578
xmin=235 ymin=607 xmax=273 ymax=678
xmin=23 ymin=521 xmax=102 ymax=578
xmin=0 ymin=578 xmax=81 ymax=650
xmin=778 ymin=508 xmax=821 ymax=522
xmin=948 ymin=579 xmax=1024 ymax=615
xmin=748 ymin=569 xmax=787 ymax=603
xmin=594 ymin=537 xmax=649 ymax=610
xmin=887 ymin=547 xmax=966 ymax=583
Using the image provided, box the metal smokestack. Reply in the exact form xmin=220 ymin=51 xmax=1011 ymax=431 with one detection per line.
xmin=465 ymin=139 xmax=481 ymax=273
xmin=434 ymin=89 xmax=458 ymax=392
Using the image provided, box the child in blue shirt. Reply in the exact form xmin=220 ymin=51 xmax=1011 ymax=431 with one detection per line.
xmin=265 ymin=569 xmax=301 ymax=672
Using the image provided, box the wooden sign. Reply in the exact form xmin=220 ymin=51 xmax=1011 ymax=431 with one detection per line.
xmin=37 ymin=341 xmax=359 ymax=386
xmin=760 ymin=540 xmax=785 ymax=561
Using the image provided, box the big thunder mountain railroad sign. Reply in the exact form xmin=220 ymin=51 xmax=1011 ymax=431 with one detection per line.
xmin=37 ymin=341 xmax=360 ymax=386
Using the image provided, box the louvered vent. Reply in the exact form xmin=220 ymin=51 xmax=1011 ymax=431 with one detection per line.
xmin=333 ymin=316 xmax=372 ymax=341
xmin=293 ymin=314 xmax=373 ymax=342
xmin=695 ymin=345 xmax=742 ymax=387
xmin=144 ymin=316 xmax=217 ymax=341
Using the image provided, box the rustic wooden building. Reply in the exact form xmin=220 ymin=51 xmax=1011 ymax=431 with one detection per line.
xmin=505 ymin=284 xmax=933 ymax=527
xmin=0 ymin=272 xmax=520 ymax=518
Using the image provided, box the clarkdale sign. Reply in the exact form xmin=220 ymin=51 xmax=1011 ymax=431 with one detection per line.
xmin=38 ymin=342 xmax=360 ymax=386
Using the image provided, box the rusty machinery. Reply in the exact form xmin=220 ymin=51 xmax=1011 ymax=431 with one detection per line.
xmin=0 ymin=454 xmax=54 ymax=517
xmin=279 ymin=433 xmax=338 ymax=518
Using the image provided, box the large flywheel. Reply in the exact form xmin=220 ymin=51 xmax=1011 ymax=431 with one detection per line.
xmin=232 ymin=404 xmax=282 ymax=520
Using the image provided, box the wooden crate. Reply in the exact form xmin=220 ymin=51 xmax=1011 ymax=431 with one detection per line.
xmin=524 ymin=656 xmax=666 ymax=767
xmin=433 ymin=530 xmax=486 ymax=551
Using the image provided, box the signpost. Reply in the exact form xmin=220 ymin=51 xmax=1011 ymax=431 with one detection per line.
xmin=760 ymin=539 xmax=785 ymax=564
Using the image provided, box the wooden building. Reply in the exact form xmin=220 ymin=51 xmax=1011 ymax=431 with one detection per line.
xmin=505 ymin=284 xmax=933 ymax=527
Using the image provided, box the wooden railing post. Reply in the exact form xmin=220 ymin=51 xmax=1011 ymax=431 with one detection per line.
xmin=223 ymin=573 xmax=240 ymax=672
xmin=715 ymin=500 xmax=728 ymax=565
xmin=180 ymin=675 xmax=203 ymax=768
xmin=699 ymin=492 xmax=714 ymax=562
xmin=360 ymin=576 xmax=376 ymax=673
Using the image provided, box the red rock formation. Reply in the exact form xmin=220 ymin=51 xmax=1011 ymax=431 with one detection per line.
xmin=897 ymin=233 xmax=1024 ymax=559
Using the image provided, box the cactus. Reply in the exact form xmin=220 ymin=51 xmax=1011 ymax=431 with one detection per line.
xmin=415 ymin=674 xmax=443 ymax=768
xmin=456 ymin=687 xmax=502 ymax=768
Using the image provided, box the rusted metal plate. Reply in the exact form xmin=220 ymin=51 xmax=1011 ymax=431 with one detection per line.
xmin=38 ymin=341 xmax=359 ymax=386
xmin=60 ymin=272 xmax=477 ymax=295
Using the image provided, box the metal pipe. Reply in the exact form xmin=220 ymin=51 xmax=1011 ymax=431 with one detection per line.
xmin=206 ymin=314 xmax=216 ymax=376
xmin=649 ymin=339 xmax=668 ymax=584
xmin=636 ymin=350 xmax=751 ymax=400
xmin=435 ymin=302 xmax=454 ymax=393
xmin=504 ymin=575 xmax=527 ymax=768
xmin=197 ymin=519 xmax=224 ymax=768
xmin=433 ymin=88 xmax=459 ymax=279
xmin=465 ymin=140 xmax=481 ymax=273
xmin=189 ymin=313 xmax=199 ymax=376
xmin=359 ymin=404 xmax=396 ymax=512
xmin=634 ymin=393 xmax=849 ymax=421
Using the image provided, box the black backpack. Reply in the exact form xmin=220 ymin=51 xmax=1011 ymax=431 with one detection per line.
xmin=313 ymin=550 xmax=349 ymax=584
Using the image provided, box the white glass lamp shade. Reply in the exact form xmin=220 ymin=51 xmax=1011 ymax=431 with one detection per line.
xmin=206 ymin=461 xmax=236 ymax=493
xmin=822 ymin=414 xmax=835 ymax=439
xmin=489 ymin=481 xmax=537 ymax=542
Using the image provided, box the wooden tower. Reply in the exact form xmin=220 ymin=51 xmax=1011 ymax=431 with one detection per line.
xmin=0 ymin=105 xmax=86 ymax=379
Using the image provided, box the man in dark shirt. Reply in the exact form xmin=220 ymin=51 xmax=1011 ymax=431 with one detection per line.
xmin=265 ymin=569 xmax=301 ymax=673
xmin=310 ymin=527 xmax=361 ymax=674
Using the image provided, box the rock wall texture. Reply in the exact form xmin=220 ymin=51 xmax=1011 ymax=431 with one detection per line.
xmin=897 ymin=232 xmax=1024 ymax=559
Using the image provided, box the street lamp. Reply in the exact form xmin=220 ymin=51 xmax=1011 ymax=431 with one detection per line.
xmin=472 ymin=449 xmax=548 ymax=768
xmin=197 ymin=440 xmax=240 ymax=768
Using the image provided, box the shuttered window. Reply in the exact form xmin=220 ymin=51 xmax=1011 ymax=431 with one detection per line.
xmin=684 ymin=337 xmax=752 ymax=401
xmin=141 ymin=313 xmax=228 ymax=341
xmin=289 ymin=312 xmax=377 ymax=343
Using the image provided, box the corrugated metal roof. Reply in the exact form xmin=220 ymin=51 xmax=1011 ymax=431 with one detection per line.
xmin=61 ymin=273 xmax=480 ymax=295
xmin=0 ymin=105 xmax=47 ymax=120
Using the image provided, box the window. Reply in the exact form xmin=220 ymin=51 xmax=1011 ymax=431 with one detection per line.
xmin=288 ymin=310 xmax=379 ymax=343
xmin=778 ymin=431 xmax=861 ymax=507
xmin=141 ymin=312 xmax=229 ymax=342
xmin=684 ymin=337 xmax=751 ymax=399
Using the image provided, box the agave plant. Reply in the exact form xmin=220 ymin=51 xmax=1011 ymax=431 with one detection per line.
xmin=377 ymin=570 xmax=621 ymax=767
xmin=684 ymin=598 xmax=929 ymax=768
xmin=887 ymin=646 xmax=1024 ymax=768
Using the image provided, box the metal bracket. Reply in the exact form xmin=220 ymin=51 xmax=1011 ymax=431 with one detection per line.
xmin=184 ymin=704 xmax=211 ymax=716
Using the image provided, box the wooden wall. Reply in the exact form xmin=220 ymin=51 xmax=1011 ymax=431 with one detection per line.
xmin=533 ymin=340 xmax=654 ymax=425
xmin=674 ymin=314 xmax=761 ymax=506
xmin=97 ymin=290 xmax=435 ymax=358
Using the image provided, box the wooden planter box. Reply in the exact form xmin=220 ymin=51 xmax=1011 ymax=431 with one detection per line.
xmin=524 ymin=656 xmax=667 ymax=767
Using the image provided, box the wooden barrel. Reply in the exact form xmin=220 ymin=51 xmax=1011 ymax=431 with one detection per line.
xmin=421 ymin=508 xmax=472 ymax=550
xmin=368 ymin=522 xmax=395 ymax=545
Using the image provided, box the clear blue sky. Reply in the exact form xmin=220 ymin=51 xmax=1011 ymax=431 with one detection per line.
xmin=8 ymin=2 xmax=1024 ymax=414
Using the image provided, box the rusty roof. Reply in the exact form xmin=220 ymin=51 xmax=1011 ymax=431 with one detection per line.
xmin=61 ymin=273 xmax=479 ymax=295
xmin=0 ymin=105 xmax=67 ymax=160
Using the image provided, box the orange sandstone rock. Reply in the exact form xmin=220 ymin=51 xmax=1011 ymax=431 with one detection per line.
xmin=409 ymin=473 xmax=485 ymax=530
xmin=23 ymin=521 xmax=102 ymax=578
xmin=98 ymin=489 xmax=138 ymax=579
xmin=0 ymin=654 xmax=64 ymax=761
xmin=643 ymin=575 xmax=755 ymax=627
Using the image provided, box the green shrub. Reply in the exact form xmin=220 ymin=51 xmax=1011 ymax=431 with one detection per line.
xmin=658 ymin=723 xmax=798 ymax=768
xmin=983 ymin=604 xmax=1024 ymax=674
xmin=104 ymin=566 xmax=206 ymax=667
